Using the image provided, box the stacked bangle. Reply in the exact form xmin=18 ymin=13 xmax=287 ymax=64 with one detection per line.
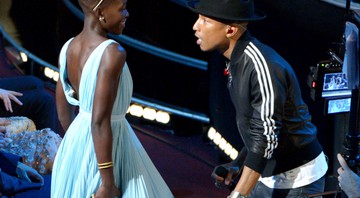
xmin=98 ymin=161 xmax=113 ymax=170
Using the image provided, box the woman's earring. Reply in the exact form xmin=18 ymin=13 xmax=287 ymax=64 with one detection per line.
xmin=99 ymin=15 xmax=105 ymax=22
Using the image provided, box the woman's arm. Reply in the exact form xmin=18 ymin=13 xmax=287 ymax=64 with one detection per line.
xmin=91 ymin=43 xmax=125 ymax=197
xmin=56 ymin=72 xmax=76 ymax=132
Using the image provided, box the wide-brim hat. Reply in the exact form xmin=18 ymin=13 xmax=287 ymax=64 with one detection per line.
xmin=187 ymin=0 xmax=266 ymax=22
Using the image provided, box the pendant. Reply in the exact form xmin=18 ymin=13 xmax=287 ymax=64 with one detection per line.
xmin=224 ymin=68 xmax=229 ymax=76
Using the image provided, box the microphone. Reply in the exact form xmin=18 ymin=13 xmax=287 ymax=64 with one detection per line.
xmin=214 ymin=166 xmax=236 ymax=190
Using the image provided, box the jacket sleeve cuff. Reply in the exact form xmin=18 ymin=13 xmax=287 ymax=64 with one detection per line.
xmin=243 ymin=151 xmax=267 ymax=174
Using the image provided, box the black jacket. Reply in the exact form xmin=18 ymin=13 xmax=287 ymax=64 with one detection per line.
xmin=227 ymin=31 xmax=323 ymax=177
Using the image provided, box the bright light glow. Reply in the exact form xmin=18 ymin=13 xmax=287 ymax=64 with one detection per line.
xmin=230 ymin=148 xmax=239 ymax=160
xmin=224 ymin=143 xmax=233 ymax=155
xmin=143 ymin=107 xmax=156 ymax=121
xmin=155 ymin=111 xmax=170 ymax=124
xmin=44 ymin=67 xmax=54 ymax=79
xmin=53 ymin=71 xmax=59 ymax=82
xmin=213 ymin=132 xmax=222 ymax=145
xmin=19 ymin=52 xmax=28 ymax=62
xmin=129 ymin=104 xmax=143 ymax=117
xmin=207 ymin=127 xmax=239 ymax=160
xmin=207 ymin=127 xmax=216 ymax=140
xmin=219 ymin=138 xmax=227 ymax=150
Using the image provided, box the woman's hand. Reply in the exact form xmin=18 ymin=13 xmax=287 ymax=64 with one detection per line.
xmin=94 ymin=183 xmax=121 ymax=198
xmin=0 ymin=88 xmax=23 ymax=113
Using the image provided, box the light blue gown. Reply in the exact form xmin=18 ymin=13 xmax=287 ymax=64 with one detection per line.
xmin=51 ymin=38 xmax=174 ymax=198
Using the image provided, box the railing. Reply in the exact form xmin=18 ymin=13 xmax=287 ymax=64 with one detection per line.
xmin=0 ymin=8 xmax=210 ymax=124
xmin=61 ymin=0 xmax=210 ymax=123
xmin=62 ymin=0 xmax=208 ymax=71
xmin=0 ymin=26 xmax=58 ymax=72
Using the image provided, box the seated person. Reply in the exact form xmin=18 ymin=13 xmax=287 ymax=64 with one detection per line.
xmin=1 ymin=118 xmax=62 ymax=175
xmin=0 ymin=75 xmax=58 ymax=132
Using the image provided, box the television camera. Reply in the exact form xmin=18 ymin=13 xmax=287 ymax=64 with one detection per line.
xmin=307 ymin=4 xmax=360 ymax=176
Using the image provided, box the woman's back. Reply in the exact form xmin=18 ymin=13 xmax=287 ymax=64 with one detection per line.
xmin=64 ymin=34 xmax=108 ymax=100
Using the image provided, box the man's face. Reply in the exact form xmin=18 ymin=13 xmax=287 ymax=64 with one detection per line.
xmin=192 ymin=14 xmax=229 ymax=52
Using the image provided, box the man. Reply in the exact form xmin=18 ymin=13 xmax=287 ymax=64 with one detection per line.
xmin=337 ymin=153 xmax=360 ymax=198
xmin=188 ymin=0 xmax=328 ymax=197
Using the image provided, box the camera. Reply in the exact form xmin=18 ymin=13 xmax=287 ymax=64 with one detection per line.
xmin=307 ymin=50 xmax=352 ymax=115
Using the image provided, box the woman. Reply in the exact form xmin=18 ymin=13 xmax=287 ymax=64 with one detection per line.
xmin=51 ymin=0 xmax=173 ymax=197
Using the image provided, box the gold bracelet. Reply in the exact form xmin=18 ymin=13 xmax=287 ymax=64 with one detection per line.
xmin=98 ymin=161 xmax=113 ymax=170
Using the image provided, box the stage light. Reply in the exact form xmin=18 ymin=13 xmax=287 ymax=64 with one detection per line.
xmin=143 ymin=107 xmax=156 ymax=120
xmin=128 ymin=103 xmax=172 ymax=125
xmin=19 ymin=52 xmax=28 ymax=62
xmin=207 ymin=127 xmax=216 ymax=140
xmin=44 ymin=67 xmax=54 ymax=79
xmin=213 ymin=132 xmax=222 ymax=145
xmin=230 ymin=148 xmax=238 ymax=160
xmin=53 ymin=71 xmax=59 ymax=82
xmin=207 ymin=127 xmax=239 ymax=160
xmin=155 ymin=111 xmax=170 ymax=124
xmin=224 ymin=143 xmax=233 ymax=155
xmin=129 ymin=104 xmax=143 ymax=117
xmin=219 ymin=138 xmax=227 ymax=150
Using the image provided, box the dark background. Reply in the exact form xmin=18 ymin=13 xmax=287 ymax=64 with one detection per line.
xmin=5 ymin=0 xmax=352 ymax=175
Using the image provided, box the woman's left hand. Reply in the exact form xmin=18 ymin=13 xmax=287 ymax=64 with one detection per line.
xmin=94 ymin=183 xmax=121 ymax=198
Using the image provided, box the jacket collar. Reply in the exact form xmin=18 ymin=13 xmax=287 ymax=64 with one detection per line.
xmin=230 ymin=30 xmax=254 ymax=63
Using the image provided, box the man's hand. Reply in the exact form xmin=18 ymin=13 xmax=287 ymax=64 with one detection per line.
xmin=212 ymin=147 xmax=247 ymax=189
xmin=337 ymin=153 xmax=360 ymax=198
xmin=212 ymin=163 xmax=241 ymax=189
xmin=16 ymin=161 xmax=44 ymax=185
xmin=0 ymin=88 xmax=23 ymax=113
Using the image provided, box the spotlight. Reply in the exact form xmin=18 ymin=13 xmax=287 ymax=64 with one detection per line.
xmin=53 ymin=71 xmax=60 ymax=82
xmin=213 ymin=132 xmax=222 ymax=145
xmin=207 ymin=127 xmax=216 ymax=140
xmin=19 ymin=52 xmax=28 ymax=62
xmin=143 ymin=107 xmax=156 ymax=121
xmin=44 ymin=67 xmax=54 ymax=79
xmin=207 ymin=127 xmax=239 ymax=160
xmin=129 ymin=104 xmax=143 ymax=117
xmin=155 ymin=111 xmax=170 ymax=124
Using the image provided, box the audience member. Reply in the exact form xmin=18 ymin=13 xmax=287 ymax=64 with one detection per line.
xmin=0 ymin=76 xmax=58 ymax=132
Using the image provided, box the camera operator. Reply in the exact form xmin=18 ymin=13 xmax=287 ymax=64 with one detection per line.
xmin=337 ymin=153 xmax=360 ymax=198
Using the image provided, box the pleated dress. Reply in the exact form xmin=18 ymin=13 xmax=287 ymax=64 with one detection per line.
xmin=51 ymin=38 xmax=174 ymax=198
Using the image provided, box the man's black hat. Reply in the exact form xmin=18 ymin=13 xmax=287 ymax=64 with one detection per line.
xmin=187 ymin=0 xmax=266 ymax=22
